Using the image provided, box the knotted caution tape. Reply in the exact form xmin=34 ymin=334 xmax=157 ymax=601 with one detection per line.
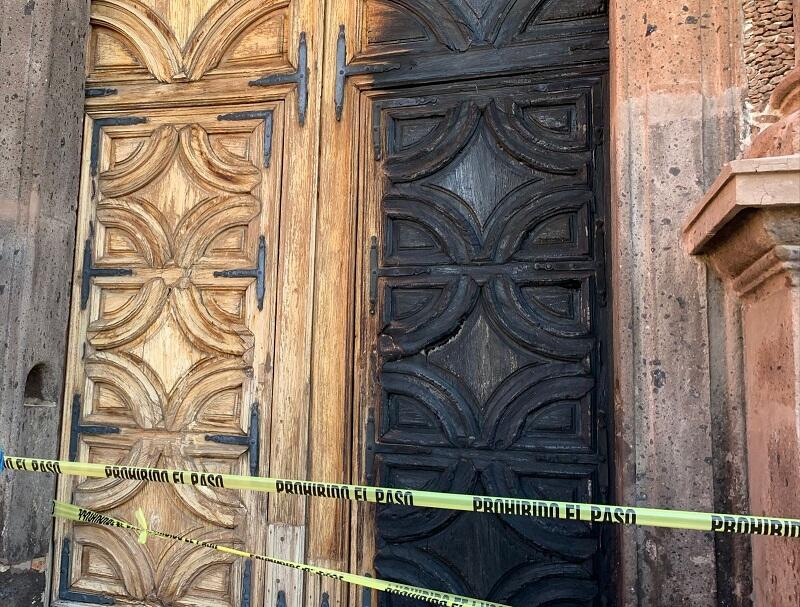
xmin=52 ymin=501 xmax=508 ymax=607
xmin=3 ymin=452 xmax=798 ymax=537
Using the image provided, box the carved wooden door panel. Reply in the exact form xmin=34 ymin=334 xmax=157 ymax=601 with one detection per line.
xmin=339 ymin=2 xmax=612 ymax=606
xmin=55 ymin=1 xmax=322 ymax=606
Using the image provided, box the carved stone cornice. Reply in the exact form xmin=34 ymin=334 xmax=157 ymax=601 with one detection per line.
xmin=683 ymin=155 xmax=800 ymax=297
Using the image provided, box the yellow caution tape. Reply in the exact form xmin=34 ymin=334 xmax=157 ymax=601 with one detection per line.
xmin=52 ymin=501 xmax=508 ymax=607
xmin=3 ymin=454 xmax=798 ymax=537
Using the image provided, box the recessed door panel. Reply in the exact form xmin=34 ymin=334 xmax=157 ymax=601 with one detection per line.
xmin=56 ymin=105 xmax=281 ymax=607
xmin=346 ymin=26 xmax=612 ymax=606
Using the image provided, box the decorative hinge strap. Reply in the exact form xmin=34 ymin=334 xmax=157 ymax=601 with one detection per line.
xmin=90 ymin=116 xmax=147 ymax=176
xmin=205 ymin=402 xmax=260 ymax=476
xmin=240 ymin=560 xmax=253 ymax=607
xmin=80 ymin=222 xmax=134 ymax=309
xmin=59 ymin=538 xmax=116 ymax=604
xmin=68 ymin=394 xmax=121 ymax=462
xmin=250 ymin=33 xmax=309 ymax=126
xmin=276 ymin=590 xmax=287 ymax=607
xmin=218 ymin=110 xmax=274 ymax=168
xmin=335 ymin=25 xmax=398 ymax=121
xmin=362 ymin=575 xmax=373 ymax=607
xmin=369 ymin=236 xmax=379 ymax=315
xmin=593 ymin=125 xmax=605 ymax=147
xmin=85 ymin=87 xmax=117 ymax=98
xmin=214 ymin=235 xmax=267 ymax=311
xmin=594 ymin=218 xmax=608 ymax=307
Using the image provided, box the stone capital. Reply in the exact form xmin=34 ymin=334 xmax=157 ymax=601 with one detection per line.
xmin=683 ymin=155 xmax=800 ymax=298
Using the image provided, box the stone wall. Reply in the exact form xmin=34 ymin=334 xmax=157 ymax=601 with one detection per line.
xmin=610 ymin=1 xmax=752 ymax=605
xmin=743 ymin=0 xmax=796 ymax=126
xmin=0 ymin=1 xmax=89 ymax=605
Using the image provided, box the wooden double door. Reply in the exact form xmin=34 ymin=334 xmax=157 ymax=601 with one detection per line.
xmin=56 ymin=1 xmax=611 ymax=606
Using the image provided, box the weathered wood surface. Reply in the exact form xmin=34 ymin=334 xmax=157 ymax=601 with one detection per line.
xmin=57 ymin=1 xmax=322 ymax=605
xmin=57 ymin=1 xmax=610 ymax=606
xmin=346 ymin=2 xmax=612 ymax=606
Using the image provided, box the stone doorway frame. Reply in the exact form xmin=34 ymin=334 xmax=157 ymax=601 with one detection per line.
xmin=608 ymin=1 xmax=755 ymax=605
xmin=4 ymin=1 xmax=791 ymax=605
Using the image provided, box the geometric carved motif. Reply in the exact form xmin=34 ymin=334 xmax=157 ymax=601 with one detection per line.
xmin=88 ymin=0 xmax=291 ymax=83
xmin=362 ymin=0 xmax=607 ymax=54
xmin=371 ymin=78 xmax=611 ymax=606
xmin=58 ymin=113 xmax=275 ymax=606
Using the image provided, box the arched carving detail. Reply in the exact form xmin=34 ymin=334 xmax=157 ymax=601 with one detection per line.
xmin=91 ymin=0 xmax=182 ymax=82
xmin=100 ymin=126 xmax=179 ymax=197
xmin=179 ymin=125 xmax=261 ymax=193
xmin=89 ymin=0 xmax=291 ymax=82
xmin=184 ymin=0 xmax=291 ymax=79
xmin=73 ymin=525 xmax=156 ymax=600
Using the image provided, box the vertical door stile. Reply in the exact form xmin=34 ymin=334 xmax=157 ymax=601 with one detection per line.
xmin=306 ymin=3 xmax=363 ymax=607
xmin=262 ymin=1 xmax=325 ymax=607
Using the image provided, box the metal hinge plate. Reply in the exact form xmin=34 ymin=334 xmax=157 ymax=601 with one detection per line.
xmin=250 ymin=33 xmax=309 ymax=126
xmin=214 ymin=235 xmax=267 ymax=311
xmin=205 ymin=402 xmax=260 ymax=476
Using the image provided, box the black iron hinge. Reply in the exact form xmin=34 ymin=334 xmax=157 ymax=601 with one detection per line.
xmin=85 ymin=87 xmax=117 ymax=98
xmin=214 ymin=235 xmax=267 ymax=311
xmin=362 ymin=576 xmax=372 ymax=607
xmin=59 ymin=538 xmax=115 ymax=604
xmin=369 ymin=236 xmax=379 ymax=315
xmin=365 ymin=408 xmax=378 ymax=485
xmin=250 ymin=33 xmax=309 ymax=126
xmin=81 ymin=222 xmax=134 ymax=309
xmin=593 ymin=125 xmax=605 ymax=148
xmin=68 ymin=394 xmax=120 ymax=462
xmin=90 ymin=116 xmax=147 ymax=176
xmin=593 ymin=219 xmax=608 ymax=307
xmin=335 ymin=25 xmax=398 ymax=121
xmin=218 ymin=110 xmax=274 ymax=168
xmin=205 ymin=402 xmax=260 ymax=476
xmin=240 ymin=560 xmax=253 ymax=607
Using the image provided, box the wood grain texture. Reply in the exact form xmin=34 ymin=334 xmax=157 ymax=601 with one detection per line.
xmin=343 ymin=3 xmax=611 ymax=606
xmin=56 ymin=2 xmax=323 ymax=605
xmin=262 ymin=2 xmax=325 ymax=607
xmin=58 ymin=2 xmax=611 ymax=606
xmin=356 ymin=81 xmax=611 ymax=607
xmin=305 ymin=5 xmax=362 ymax=607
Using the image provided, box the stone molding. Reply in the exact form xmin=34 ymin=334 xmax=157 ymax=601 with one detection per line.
xmin=683 ymin=155 xmax=800 ymax=297
xmin=684 ymin=154 xmax=800 ymax=605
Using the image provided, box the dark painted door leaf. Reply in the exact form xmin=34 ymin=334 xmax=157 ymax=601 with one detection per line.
xmin=366 ymin=19 xmax=611 ymax=602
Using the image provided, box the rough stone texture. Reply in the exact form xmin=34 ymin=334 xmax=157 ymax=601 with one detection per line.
xmin=744 ymin=66 xmax=800 ymax=157
xmin=705 ymin=270 xmax=753 ymax=607
xmin=610 ymin=1 xmax=752 ymax=605
xmin=0 ymin=0 xmax=89 ymax=604
xmin=742 ymin=0 xmax=795 ymax=116
xmin=0 ymin=568 xmax=46 ymax=607
xmin=684 ymin=156 xmax=800 ymax=606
